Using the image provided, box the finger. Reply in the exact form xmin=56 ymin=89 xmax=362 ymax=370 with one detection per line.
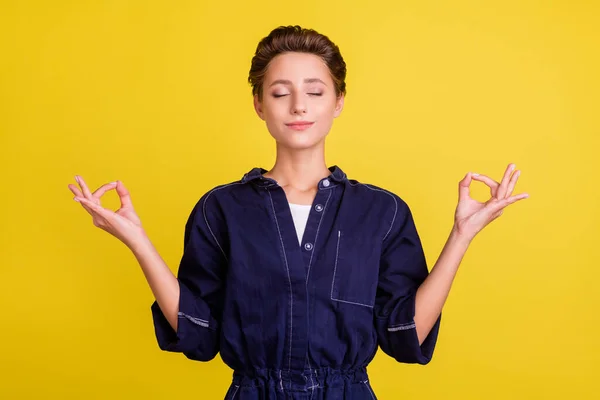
xmin=506 ymin=192 xmax=529 ymax=203
xmin=504 ymin=169 xmax=521 ymax=199
xmin=487 ymin=192 xmax=529 ymax=214
xmin=73 ymin=196 xmax=94 ymax=216
xmin=496 ymin=163 xmax=516 ymax=199
xmin=76 ymin=198 xmax=111 ymax=230
xmin=458 ymin=172 xmax=473 ymax=201
xmin=75 ymin=175 xmax=94 ymax=201
xmin=92 ymin=182 xmax=118 ymax=201
xmin=489 ymin=209 xmax=503 ymax=221
xmin=68 ymin=183 xmax=83 ymax=198
xmin=115 ymin=180 xmax=133 ymax=209
xmin=75 ymin=196 xmax=111 ymax=218
xmin=471 ymin=174 xmax=500 ymax=197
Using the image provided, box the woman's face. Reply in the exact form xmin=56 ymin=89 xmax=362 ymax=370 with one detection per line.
xmin=254 ymin=52 xmax=344 ymax=150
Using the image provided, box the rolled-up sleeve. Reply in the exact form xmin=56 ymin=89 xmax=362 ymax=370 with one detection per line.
xmin=374 ymin=196 xmax=441 ymax=365
xmin=150 ymin=189 xmax=228 ymax=362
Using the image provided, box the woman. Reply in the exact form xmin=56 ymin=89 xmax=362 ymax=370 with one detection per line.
xmin=68 ymin=25 xmax=528 ymax=399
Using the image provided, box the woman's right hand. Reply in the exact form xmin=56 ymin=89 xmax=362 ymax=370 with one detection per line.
xmin=68 ymin=175 xmax=147 ymax=249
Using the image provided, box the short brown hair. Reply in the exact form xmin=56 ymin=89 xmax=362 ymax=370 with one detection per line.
xmin=248 ymin=25 xmax=347 ymax=100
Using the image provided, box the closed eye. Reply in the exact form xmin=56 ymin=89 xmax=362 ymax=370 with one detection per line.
xmin=272 ymin=93 xmax=323 ymax=98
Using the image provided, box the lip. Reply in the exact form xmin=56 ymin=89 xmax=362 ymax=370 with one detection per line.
xmin=285 ymin=121 xmax=314 ymax=131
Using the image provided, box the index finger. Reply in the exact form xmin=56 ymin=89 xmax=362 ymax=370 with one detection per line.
xmin=92 ymin=181 xmax=118 ymax=200
xmin=471 ymin=174 xmax=500 ymax=197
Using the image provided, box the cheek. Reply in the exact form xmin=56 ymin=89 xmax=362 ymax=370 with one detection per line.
xmin=263 ymin=103 xmax=285 ymax=121
xmin=314 ymin=101 xmax=338 ymax=119
xmin=262 ymin=108 xmax=286 ymax=137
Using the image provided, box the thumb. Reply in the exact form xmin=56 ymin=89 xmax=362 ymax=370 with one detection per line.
xmin=115 ymin=180 xmax=134 ymax=209
xmin=458 ymin=172 xmax=472 ymax=201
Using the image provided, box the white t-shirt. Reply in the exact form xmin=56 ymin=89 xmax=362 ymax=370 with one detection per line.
xmin=288 ymin=203 xmax=312 ymax=245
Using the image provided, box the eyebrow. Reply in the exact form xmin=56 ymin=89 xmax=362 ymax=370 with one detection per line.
xmin=268 ymin=78 xmax=328 ymax=87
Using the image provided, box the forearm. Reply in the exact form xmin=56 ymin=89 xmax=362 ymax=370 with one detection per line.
xmin=414 ymin=227 xmax=472 ymax=344
xmin=129 ymin=235 xmax=180 ymax=332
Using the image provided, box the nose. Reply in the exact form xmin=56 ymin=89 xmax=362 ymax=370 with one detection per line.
xmin=291 ymin=94 xmax=307 ymax=115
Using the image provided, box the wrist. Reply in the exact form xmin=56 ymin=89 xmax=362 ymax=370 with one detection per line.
xmin=126 ymin=229 xmax=153 ymax=255
xmin=450 ymin=225 xmax=474 ymax=248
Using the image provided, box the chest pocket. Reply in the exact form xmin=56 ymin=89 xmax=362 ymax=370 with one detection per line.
xmin=330 ymin=230 xmax=380 ymax=308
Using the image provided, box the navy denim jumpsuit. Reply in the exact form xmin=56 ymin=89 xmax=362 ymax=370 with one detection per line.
xmin=151 ymin=166 xmax=442 ymax=399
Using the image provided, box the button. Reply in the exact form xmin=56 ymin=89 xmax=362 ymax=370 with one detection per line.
xmin=322 ymin=179 xmax=330 ymax=187
xmin=315 ymin=204 xmax=324 ymax=212
xmin=304 ymin=243 xmax=314 ymax=251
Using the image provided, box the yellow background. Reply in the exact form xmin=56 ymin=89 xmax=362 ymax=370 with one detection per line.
xmin=1 ymin=1 xmax=598 ymax=399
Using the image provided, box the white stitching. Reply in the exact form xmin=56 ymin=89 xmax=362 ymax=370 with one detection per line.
xmin=307 ymin=371 xmax=316 ymax=400
xmin=362 ymin=380 xmax=376 ymax=400
xmin=388 ymin=321 xmax=416 ymax=328
xmin=306 ymin=189 xmax=332 ymax=283
xmin=330 ymin=230 xmax=341 ymax=301
xmin=305 ymin=358 xmax=317 ymax=394
xmin=330 ymin=230 xmax=374 ymax=308
xmin=348 ymin=182 xmax=398 ymax=241
xmin=278 ymin=370 xmax=283 ymax=391
xmin=320 ymin=184 xmax=338 ymax=191
xmin=230 ymin=384 xmax=239 ymax=399
xmin=203 ymin=182 xmax=243 ymax=261
xmin=388 ymin=322 xmax=416 ymax=332
xmin=267 ymin=189 xmax=293 ymax=376
xmin=332 ymin=298 xmax=374 ymax=308
xmin=177 ymin=312 xmax=209 ymax=327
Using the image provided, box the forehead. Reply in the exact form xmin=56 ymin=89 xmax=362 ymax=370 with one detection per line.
xmin=265 ymin=52 xmax=331 ymax=83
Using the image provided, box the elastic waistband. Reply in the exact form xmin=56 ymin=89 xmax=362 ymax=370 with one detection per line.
xmin=232 ymin=366 xmax=368 ymax=391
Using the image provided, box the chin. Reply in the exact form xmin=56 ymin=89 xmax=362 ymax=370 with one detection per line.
xmin=276 ymin=134 xmax=326 ymax=150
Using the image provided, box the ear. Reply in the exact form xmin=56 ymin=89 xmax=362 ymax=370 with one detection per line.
xmin=333 ymin=94 xmax=345 ymax=118
xmin=253 ymin=94 xmax=265 ymax=121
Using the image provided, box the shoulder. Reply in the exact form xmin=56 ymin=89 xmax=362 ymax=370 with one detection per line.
xmin=200 ymin=179 xmax=245 ymax=204
xmin=184 ymin=178 xmax=245 ymax=221
xmin=346 ymin=178 xmax=411 ymax=214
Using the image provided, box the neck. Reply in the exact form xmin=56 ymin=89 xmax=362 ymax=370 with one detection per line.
xmin=265 ymin=143 xmax=330 ymax=190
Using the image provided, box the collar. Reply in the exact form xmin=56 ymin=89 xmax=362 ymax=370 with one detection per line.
xmin=241 ymin=165 xmax=347 ymax=188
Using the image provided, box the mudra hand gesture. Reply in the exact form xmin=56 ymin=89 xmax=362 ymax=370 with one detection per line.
xmin=453 ymin=163 xmax=529 ymax=241
xmin=67 ymin=176 xmax=146 ymax=248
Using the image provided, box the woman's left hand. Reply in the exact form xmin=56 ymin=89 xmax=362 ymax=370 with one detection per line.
xmin=453 ymin=163 xmax=529 ymax=241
